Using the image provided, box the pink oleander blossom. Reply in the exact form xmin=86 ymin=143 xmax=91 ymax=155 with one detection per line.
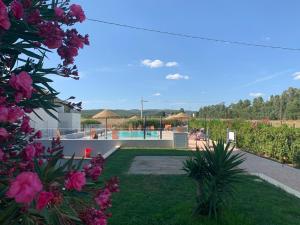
xmin=34 ymin=130 xmax=42 ymax=139
xmin=7 ymin=172 xmax=42 ymax=203
xmin=65 ymin=171 xmax=86 ymax=191
xmin=11 ymin=0 xmax=23 ymax=20
xmin=20 ymin=116 xmax=33 ymax=133
xmin=0 ymin=105 xmax=8 ymax=122
xmin=9 ymin=71 xmax=33 ymax=99
xmin=8 ymin=106 xmax=24 ymax=123
xmin=36 ymin=191 xmax=54 ymax=210
xmin=27 ymin=9 xmax=41 ymax=24
xmin=0 ymin=0 xmax=10 ymax=30
xmin=95 ymin=188 xmax=111 ymax=210
xmin=80 ymin=208 xmax=108 ymax=225
xmin=57 ymin=46 xmax=78 ymax=65
xmin=33 ymin=142 xmax=44 ymax=156
xmin=0 ymin=128 xmax=9 ymax=141
xmin=24 ymin=144 xmax=36 ymax=160
xmin=38 ymin=22 xmax=64 ymax=49
xmin=54 ymin=7 xmax=64 ymax=19
xmin=69 ymin=4 xmax=85 ymax=22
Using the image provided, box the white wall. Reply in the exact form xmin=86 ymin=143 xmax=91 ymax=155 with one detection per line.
xmin=29 ymin=108 xmax=59 ymax=137
xmin=40 ymin=139 xmax=174 ymax=157
xmin=58 ymin=112 xmax=80 ymax=130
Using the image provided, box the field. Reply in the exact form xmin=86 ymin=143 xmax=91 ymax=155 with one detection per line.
xmin=103 ymin=149 xmax=300 ymax=225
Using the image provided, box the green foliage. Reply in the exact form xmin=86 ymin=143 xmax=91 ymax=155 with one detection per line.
xmin=123 ymin=118 xmax=184 ymax=129
xmin=183 ymin=141 xmax=245 ymax=218
xmin=189 ymin=119 xmax=300 ymax=165
xmin=81 ymin=119 xmax=101 ymax=125
xmin=197 ymin=87 xmax=300 ymax=120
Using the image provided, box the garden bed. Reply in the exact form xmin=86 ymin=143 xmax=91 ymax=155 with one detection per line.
xmin=103 ymin=149 xmax=300 ymax=225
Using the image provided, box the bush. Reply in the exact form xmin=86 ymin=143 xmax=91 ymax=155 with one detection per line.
xmin=189 ymin=119 xmax=300 ymax=165
xmin=183 ymin=140 xmax=245 ymax=218
xmin=81 ymin=119 xmax=101 ymax=125
xmin=0 ymin=1 xmax=119 ymax=224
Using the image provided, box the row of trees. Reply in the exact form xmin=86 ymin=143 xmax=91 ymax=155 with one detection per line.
xmin=197 ymin=87 xmax=300 ymax=120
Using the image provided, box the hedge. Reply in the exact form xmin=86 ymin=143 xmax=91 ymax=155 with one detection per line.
xmin=189 ymin=119 xmax=300 ymax=166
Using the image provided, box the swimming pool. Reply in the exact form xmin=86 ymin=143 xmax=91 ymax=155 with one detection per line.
xmin=118 ymin=130 xmax=160 ymax=139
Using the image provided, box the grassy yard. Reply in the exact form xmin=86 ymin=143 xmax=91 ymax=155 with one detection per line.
xmin=101 ymin=149 xmax=300 ymax=225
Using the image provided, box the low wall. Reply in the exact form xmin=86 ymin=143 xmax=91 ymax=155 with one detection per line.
xmin=40 ymin=139 xmax=174 ymax=157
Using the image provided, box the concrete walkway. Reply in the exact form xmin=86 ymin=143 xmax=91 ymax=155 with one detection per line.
xmin=236 ymin=149 xmax=300 ymax=193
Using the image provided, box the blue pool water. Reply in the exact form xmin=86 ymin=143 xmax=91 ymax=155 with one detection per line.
xmin=118 ymin=130 xmax=159 ymax=139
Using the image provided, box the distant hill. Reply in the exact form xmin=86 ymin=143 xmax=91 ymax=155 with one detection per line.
xmin=81 ymin=109 xmax=195 ymax=118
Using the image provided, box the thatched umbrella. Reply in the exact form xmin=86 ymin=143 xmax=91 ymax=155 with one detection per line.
xmin=172 ymin=112 xmax=189 ymax=120
xmin=92 ymin=110 xmax=120 ymax=138
xmin=129 ymin=115 xmax=139 ymax=120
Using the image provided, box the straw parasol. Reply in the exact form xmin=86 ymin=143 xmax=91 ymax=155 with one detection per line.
xmin=129 ymin=115 xmax=139 ymax=120
xmin=92 ymin=109 xmax=120 ymax=119
xmin=172 ymin=112 xmax=189 ymax=120
xmin=92 ymin=110 xmax=120 ymax=139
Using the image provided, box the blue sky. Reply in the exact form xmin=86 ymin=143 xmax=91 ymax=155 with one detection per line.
xmin=49 ymin=0 xmax=300 ymax=110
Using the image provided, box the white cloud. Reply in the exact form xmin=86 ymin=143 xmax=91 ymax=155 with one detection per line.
xmin=292 ymin=72 xmax=300 ymax=80
xmin=249 ymin=92 xmax=264 ymax=97
xmin=166 ymin=73 xmax=189 ymax=80
xmin=153 ymin=92 xmax=161 ymax=96
xmin=141 ymin=59 xmax=164 ymax=68
xmin=165 ymin=61 xmax=178 ymax=67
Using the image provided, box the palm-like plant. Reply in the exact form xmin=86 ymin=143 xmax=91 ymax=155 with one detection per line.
xmin=183 ymin=140 xmax=245 ymax=218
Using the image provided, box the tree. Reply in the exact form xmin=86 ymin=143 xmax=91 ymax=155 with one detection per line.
xmin=0 ymin=1 xmax=118 ymax=224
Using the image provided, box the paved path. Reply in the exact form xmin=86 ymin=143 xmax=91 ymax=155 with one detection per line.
xmin=128 ymin=146 xmax=300 ymax=195
xmin=236 ymin=149 xmax=300 ymax=193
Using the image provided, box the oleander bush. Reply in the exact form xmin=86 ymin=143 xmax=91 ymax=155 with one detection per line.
xmin=189 ymin=119 xmax=300 ymax=165
xmin=0 ymin=1 xmax=119 ymax=224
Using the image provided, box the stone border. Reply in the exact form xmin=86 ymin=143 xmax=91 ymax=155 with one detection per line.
xmin=251 ymin=172 xmax=300 ymax=199
xmin=63 ymin=145 xmax=120 ymax=160
xmin=103 ymin=145 xmax=120 ymax=159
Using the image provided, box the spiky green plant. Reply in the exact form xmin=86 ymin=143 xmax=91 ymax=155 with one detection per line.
xmin=183 ymin=140 xmax=245 ymax=218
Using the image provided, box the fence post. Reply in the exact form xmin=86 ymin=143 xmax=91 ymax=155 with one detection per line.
xmin=143 ymin=116 xmax=146 ymax=139
xmin=160 ymin=116 xmax=162 ymax=140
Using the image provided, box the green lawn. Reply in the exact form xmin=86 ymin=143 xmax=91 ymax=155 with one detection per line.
xmin=101 ymin=149 xmax=300 ymax=225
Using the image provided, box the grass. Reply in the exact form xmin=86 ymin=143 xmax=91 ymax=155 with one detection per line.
xmin=101 ymin=149 xmax=300 ymax=225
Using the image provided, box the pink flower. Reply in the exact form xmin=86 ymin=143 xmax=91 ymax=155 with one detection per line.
xmin=27 ymin=9 xmax=41 ymax=24
xmin=34 ymin=130 xmax=42 ymax=139
xmin=106 ymin=177 xmax=120 ymax=193
xmin=80 ymin=208 xmax=108 ymax=225
xmin=24 ymin=144 xmax=36 ymax=160
xmin=0 ymin=128 xmax=9 ymax=141
xmin=7 ymin=106 xmax=24 ymax=123
xmin=7 ymin=172 xmax=42 ymax=203
xmin=9 ymin=71 xmax=33 ymax=99
xmin=38 ymin=22 xmax=64 ymax=49
xmin=36 ymin=191 xmax=54 ymax=210
xmin=95 ymin=188 xmax=111 ymax=210
xmin=65 ymin=171 xmax=86 ymax=191
xmin=0 ymin=0 xmax=10 ymax=30
xmin=33 ymin=142 xmax=44 ymax=156
xmin=57 ymin=46 xmax=78 ymax=65
xmin=54 ymin=7 xmax=64 ymax=19
xmin=11 ymin=0 xmax=23 ymax=20
xmin=0 ymin=105 xmax=8 ymax=122
xmin=69 ymin=4 xmax=85 ymax=22
xmin=21 ymin=116 xmax=33 ymax=133
xmin=86 ymin=165 xmax=102 ymax=181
